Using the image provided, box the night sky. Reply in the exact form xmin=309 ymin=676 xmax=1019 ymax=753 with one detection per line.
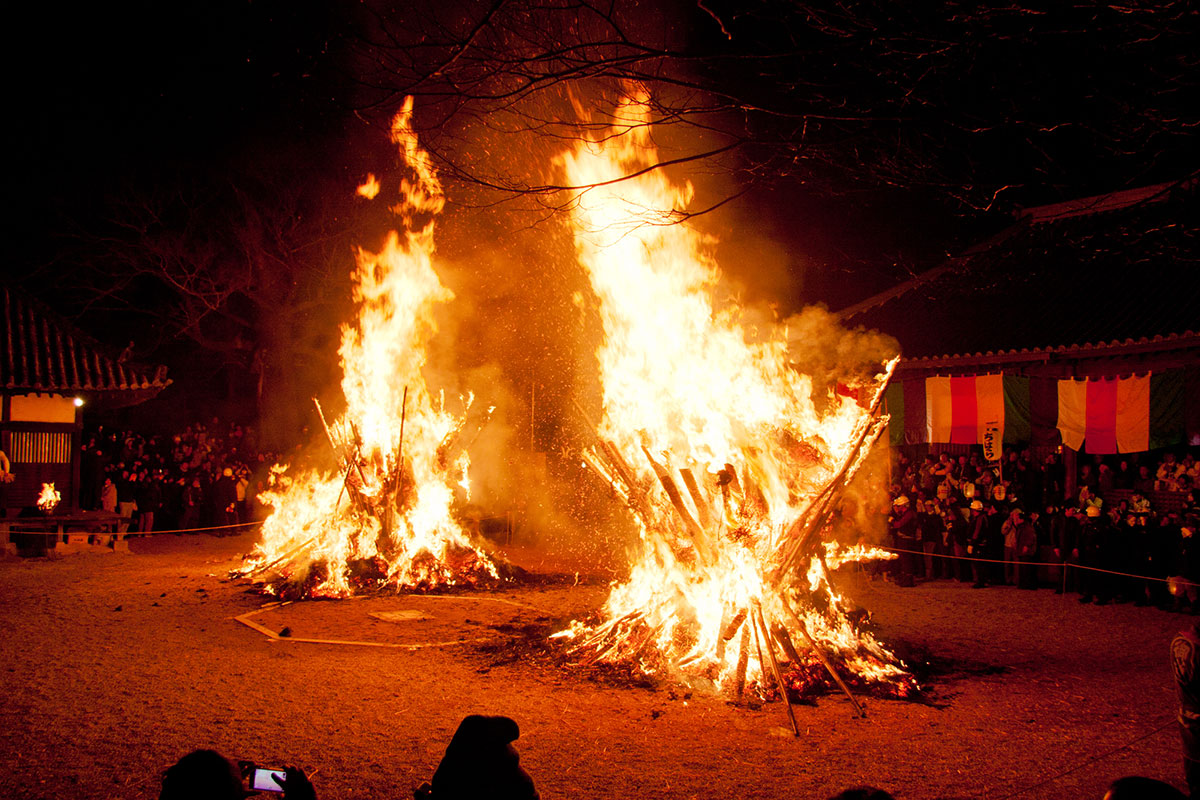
xmin=8 ymin=1 xmax=1196 ymax=432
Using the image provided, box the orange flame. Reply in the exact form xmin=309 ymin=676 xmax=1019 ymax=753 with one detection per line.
xmin=37 ymin=483 xmax=60 ymax=513
xmin=239 ymin=98 xmax=499 ymax=597
xmin=356 ymin=173 xmax=381 ymax=199
xmin=556 ymin=92 xmax=909 ymax=697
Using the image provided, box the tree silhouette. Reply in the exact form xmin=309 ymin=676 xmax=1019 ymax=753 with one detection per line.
xmin=349 ymin=0 xmax=1197 ymax=212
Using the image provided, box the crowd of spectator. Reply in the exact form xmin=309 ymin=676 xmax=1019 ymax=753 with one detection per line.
xmin=885 ymin=447 xmax=1200 ymax=611
xmin=79 ymin=418 xmax=282 ymax=534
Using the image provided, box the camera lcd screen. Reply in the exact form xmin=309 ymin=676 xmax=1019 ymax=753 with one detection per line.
xmin=250 ymin=768 xmax=286 ymax=792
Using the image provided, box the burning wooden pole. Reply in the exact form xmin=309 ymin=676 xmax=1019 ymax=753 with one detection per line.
xmin=754 ymin=602 xmax=800 ymax=736
xmin=777 ymin=594 xmax=866 ymax=718
xmin=396 ymin=386 xmax=409 ymax=502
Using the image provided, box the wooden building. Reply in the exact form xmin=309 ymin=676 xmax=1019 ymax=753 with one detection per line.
xmin=837 ymin=176 xmax=1200 ymax=487
xmin=1 ymin=287 xmax=170 ymax=513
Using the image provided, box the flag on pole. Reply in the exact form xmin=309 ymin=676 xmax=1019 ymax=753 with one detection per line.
xmin=925 ymin=374 xmax=1005 ymax=446
xmin=1056 ymin=374 xmax=1150 ymax=454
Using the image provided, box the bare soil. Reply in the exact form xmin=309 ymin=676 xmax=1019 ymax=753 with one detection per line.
xmin=0 ymin=532 xmax=1184 ymax=800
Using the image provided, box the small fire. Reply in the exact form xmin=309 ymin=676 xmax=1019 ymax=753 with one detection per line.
xmin=239 ymin=98 xmax=500 ymax=597
xmin=555 ymin=92 xmax=912 ymax=705
xmin=37 ymin=483 xmax=60 ymax=513
xmin=357 ymin=173 xmax=381 ymax=200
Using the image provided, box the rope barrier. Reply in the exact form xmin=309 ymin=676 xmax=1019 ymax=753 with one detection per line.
xmin=991 ymin=716 xmax=1176 ymax=799
xmin=115 ymin=520 xmax=264 ymax=537
xmin=876 ymin=543 xmax=1200 ymax=588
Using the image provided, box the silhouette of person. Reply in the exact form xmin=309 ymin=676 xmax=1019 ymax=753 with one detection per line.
xmin=159 ymin=750 xmax=242 ymax=800
xmin=1103 ymin=775 xmax=1186 ymax=799
xmin=160 ymin=749 xmax=316 ymax=800
xmin=416 ymin=715 xmax=538 ymax=800
xmin=1173 ymin=621 xmax=1200 ymax=796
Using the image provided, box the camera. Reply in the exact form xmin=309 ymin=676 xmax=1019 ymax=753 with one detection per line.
xmin=239 ymin=762 xmax=287 ymax=794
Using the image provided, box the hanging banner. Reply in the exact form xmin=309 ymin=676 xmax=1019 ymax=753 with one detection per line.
xmin=982 ymin=419 xmax=1003 ymax=462
xmin=1057 ymin=374 xmax=1150 ymax=453
xmin=925 ymin=373 xmax=1005 ymax=445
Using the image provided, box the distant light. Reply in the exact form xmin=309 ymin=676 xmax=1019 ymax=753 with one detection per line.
xmin=73 ymin=397 xmax=84 ymax=407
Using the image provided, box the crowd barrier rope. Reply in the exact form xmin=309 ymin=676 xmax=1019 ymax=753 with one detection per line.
xmin=877 ymin=543 xmax=1200 ymax=589
xmin=115 ymin=520 xmax=265 ymax=537
xmin=87 ymin=518 xmax=1200 ymax=590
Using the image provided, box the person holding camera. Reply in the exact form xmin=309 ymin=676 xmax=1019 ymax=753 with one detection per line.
xmin=159 ymin=749 xmax=316 ymax=800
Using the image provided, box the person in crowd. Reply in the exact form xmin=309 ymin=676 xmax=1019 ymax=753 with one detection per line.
xmin=888 ymin=495 xmax=918 ymax=585
xmin=925 ymin=498 xmax=951 ymax=579
xmin=985 ymin=500 xmax=1006 ymax=585
xmin=180 ymin=477 xmax=204 ymax=532
xmin=1078 ymin=504 xmax=1112 ymax=605
xmin=1122 ymin=512 xmax=1157 ymax=605
xmin=1078 ymin=484 xmax=1098 ymax=514
xmin=932 ymin=452 xmax=954 ymax=484
xmin=917 ymin=455 xmax=937 ymax=496
xmin=117 ymin=470 xmax=138 ymax=533
xmin=416 ymin=715 xmax=538 ymax=800
xmin=0 ymin=447 xmax=10 ymax=514
xmin=1169 ymin=519 xmax=1200 ymax=613
xmin=1184 ymin=453 xmax=1200 ymax=483
xmin=967 ymin=500 xmax=990 ymax=588
xmin=1113 ymin=458 xmax=1135 ymax=491
xmin=235 ymin=466 xmax=250 ymax=522
xmin=136 ymin=470 xmax=162 ymax=533
xmin=1135 ymin=464 xmax=1157 ymax=493
xmin=100 ymin=476 xmax=118 ymax=513
xmin=1109 ymin=513 xmax=1139 ymax=603
xmin=1043 ymin=452 xmax=1064 ymax=501
xmin=1160 ymin=453 xmax=1184 ymax=491
xmin=1180 ymin=476 xmax=1197 ymax=516
xmin=1001 ymin=508 xmax=1023 ymax=586
xmin=1053 ymin=506 xmax=1081 ymax=594
xmin=213 ymin=467 xmax=240 ymax=533
xmin=1016 ymin=509 xmax=1040 ymax=589
xmin=1098 ymin=460 xmax=1115 ymax=495
xmin=1017 ymin=450 xmax=1043 ymax=512
xmin=946 ymin=499 xmax=970 ymax=582
xmin=976 ymin=468 xmax=995 ymax=500
xmin=1079 ymin=463 xmax=1098 ymax=495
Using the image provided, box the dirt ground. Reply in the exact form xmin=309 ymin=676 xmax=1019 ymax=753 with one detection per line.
xmin=0 ymin=531 xmax=1185 ymax=800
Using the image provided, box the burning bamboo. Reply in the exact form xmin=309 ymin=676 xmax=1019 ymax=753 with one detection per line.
xmin=777 ymin=594 xmax=866 ymax=718
xmin=755 ymin=602 xmax=799 ymax=736
xmin=677 ymin=468 xmax=712 ymax=529
xmin=554 ymin=93 xmax=912 ymax=717
xmin=641 ymin=446 xmax=710 ymax=560
xmin=732 ymin=623 xmax=750 ymax=701
xmin=236 ymin=98 xmax=503 ymax=597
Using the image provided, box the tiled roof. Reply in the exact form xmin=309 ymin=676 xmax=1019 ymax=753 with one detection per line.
xmin=839 ymin=176 xmax=1200 ymax=361
xmin=896 ymin=331 xmax=1200 ymax=370
xmin=1 ymin=286 xmax=171 ymax=395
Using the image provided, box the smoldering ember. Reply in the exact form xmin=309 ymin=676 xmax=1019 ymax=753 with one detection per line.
xmin=3 ymin=3 xmax=1199 ymax=800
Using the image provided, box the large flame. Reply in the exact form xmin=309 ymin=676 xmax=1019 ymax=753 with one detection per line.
xmin=240 ymin=98 xmax=499 ymax=597
xmin=555 ymin=93 xmax=911 ymax=699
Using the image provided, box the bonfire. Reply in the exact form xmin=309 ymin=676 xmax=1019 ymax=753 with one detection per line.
xmin=551 ymin=94 xmax=914 ymax=721
xmin=238 ymin=98 xmax=502 ymax=598
xmin=37 ymin=483 xmax=61 ymax=514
